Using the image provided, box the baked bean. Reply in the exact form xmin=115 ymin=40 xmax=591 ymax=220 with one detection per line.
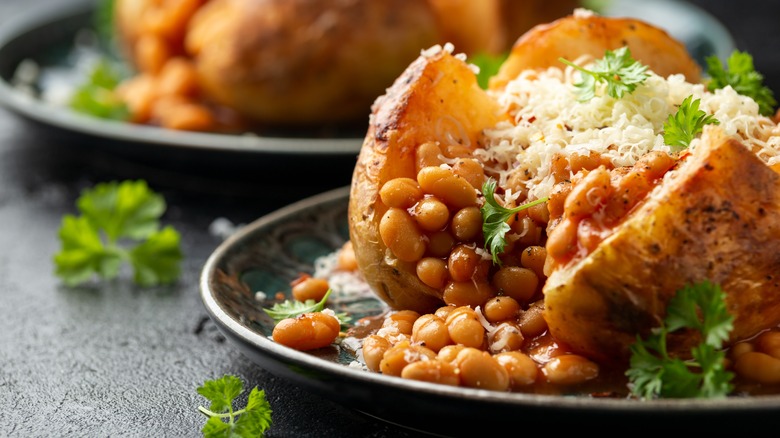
xmin=636 ymin=150 xmax=675 ymax=180
xmin=564 ymin=166 xmax=611 ymax=218
xmin=542 ymin=354 xmax=599 ymax=385
xmin=379 ymin=340 xmax=436 ymax=377
xmin=337 ymin=241 xmax=358 ymax=271
xmin=445 ymin=307 xmax=485 ymax=348
xmin=416 ymin=142 xmax=444 ymax=171
xmin=527 ymin=202 xmax=549 ymax=225
xmin=520 ymin=246 xmax=547 ymax=280
xmin=272 ymin=312 xmax=340 ymax=351
xmin=730 ymin=341 xmax=754 ymax=360
xmin=494 ymin=351 xmax=539 ymax=388
xmin=547 ymin=182 xmax=572 ymax=219
xmin=491 ymin=266 xmax=538 ymax=304
xmin=755 ymin=330 xmax=780 ymax=359
xmin=443 ymin=280 xmax=494 ymax=308
xmin=157 ymin=57 xmax=199 ymax=97
xmin=603 ymin=170 xmax=650 ymax=223
xmin=448 ymin=244 xmax=481 ymax=282
xmin=437 ymin=344 xmax=466 ymax=363
xmin=546 ymin=217 xmax=577 ymax=261
xmin=511 ymin=216 xmax=542 ymax=246
xmin=412 ymin=314 xmax=452 ymax=352
xmin=456 ymin=348 xmax=510 ymax=391
xmin=549 ymin=153 xmax=570 ymax=183
xmin=116 ymin=74 xmax=157 ymax=123
xmin=734 ymin=351 xmax=780 ymax=384
xmin=362 ymin=335 xmax=392 ymax=372
xmin=291 ymin=275 xmax=330 ymax=302
xmin=427 ymin=231 xmax=455 ymax=257
xmin=518 ymin=301 xmax=548 ymax=338
xmin=482 ymin=296 xmax=521 ymax=323
xmin=401 ymin=359 xmax=460 ymax=386
xmin=442 ymin=144 xmax=472 ymax=159
xmin=413 ymin=197 xmax=450 ymax=231
xmin=379 ymin=178 xmax=423 ymax=209
xmin=569 ymin=151 xmax=605 ymax=174
xmin=488 ymin=322 xmax=524 ymax=353
xmin=452 ymin=158 xmax=485 ymax=189
xmin=505 ymin=172 xmax=529 ymax=200
xmin=379 ymin=208 xmax=426 ymax=262
xmin=382 ymin=310 xmax=420 ymax=336
xmin=416 ymin=257 xmax=449 ymax=289
xmin=450 ymin=206 xmax=483 ymax=241
xmin=417 ymin=166 xmax=478 ymax=209
xmin=135 ymin=35 xmax=170 ymax=74
xmin=434 ymin=305 xmax=456 ymax=320
xmin=154 ymin=98 xmax=215 ymax=131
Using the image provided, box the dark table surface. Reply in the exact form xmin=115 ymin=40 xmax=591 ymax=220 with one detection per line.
xmin=1 ymin=1 xmax=778 ymax=437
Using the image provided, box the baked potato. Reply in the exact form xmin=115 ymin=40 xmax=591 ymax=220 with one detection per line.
xmin=347 ymin=10 xmax=780 ymax=367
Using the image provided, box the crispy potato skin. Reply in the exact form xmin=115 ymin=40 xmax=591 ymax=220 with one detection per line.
xmin=348 ymin=50 xmax=506 ymax=313
xmin=544 ymin=129 xmax=780 ymax=364
xmin=490 ymin=13 xmax=702 ymax=91
xmin=185 ymin=0 xmax=441 ymax=125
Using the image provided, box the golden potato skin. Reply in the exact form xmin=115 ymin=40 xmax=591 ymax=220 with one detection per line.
xmin=543 ymin=129 xmax=780 ymax=365
xmin=489 ymin=12 xmax=702 ymax=91
xmin=348 ymin=49 xmax=506 ymax=313
xmin=185 ymin=0 xmax=442 ymax=125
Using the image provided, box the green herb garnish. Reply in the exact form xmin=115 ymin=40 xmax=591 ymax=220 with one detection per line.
xmin=705 ymin=50 xmax=777 ymax=116
xmin=626 ymin=280 xmax=735 ymax=399
xmin=480 ymin=178 xmax=548 ymax=265
xmin=53 ymin=180 xmax=183 ymax=287
xmin=663 ymin=95 xmax=720 ymax=151
xmin=471 ymin=51 xmax=509 ymax=89
xmin=559 ymin=46 xmax=650 ymax=101
xmin=263 ymin=289 xmax=351 ymax=328
xmin=69 ymin=58 xmax=130 ymax=121
xmin=197 ymin=375 xmax=273 ymax=438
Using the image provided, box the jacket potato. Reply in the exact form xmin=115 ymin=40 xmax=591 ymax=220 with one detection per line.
xmin=347 ymin=10 xmax=780 ymax=365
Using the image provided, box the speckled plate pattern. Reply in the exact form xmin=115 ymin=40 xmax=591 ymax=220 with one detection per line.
xmin=201 ymin=186 xmax=780 ymax=437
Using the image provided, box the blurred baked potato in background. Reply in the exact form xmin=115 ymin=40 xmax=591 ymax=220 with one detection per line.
xmin=111 ymin=0 xmax=579 ymax=131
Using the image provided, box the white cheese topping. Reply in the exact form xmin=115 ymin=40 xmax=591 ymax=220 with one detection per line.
xmin=477 ymin=61 xmax=780 ymax=200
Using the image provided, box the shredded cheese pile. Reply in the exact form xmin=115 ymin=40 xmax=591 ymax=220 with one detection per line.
xmin=476 ymin=62 xmax=780 ymax=201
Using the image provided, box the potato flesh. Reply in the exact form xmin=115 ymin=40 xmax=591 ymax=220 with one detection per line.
xmin=543 ymin=129 xmax=780 ymax=364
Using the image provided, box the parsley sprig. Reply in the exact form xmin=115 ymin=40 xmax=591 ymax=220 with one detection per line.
xmin=197 ymin=375 xmax=272 ymax=438
xmin=559 ymin=46 xmax=650 ymax=101
xmin=480 ymin=178 xmax=548 ymax=265
xmin=263 ymin=289 xmax=351 ymax=328
xmin=470 ymin=51 xmax=509 ymax=90
xmin=626 ymin=281 xmax=735 ymax=399
xmin=53 ymin=180 xmax=183 ymax=287
xmin=69 ymin=58 xmax=130 ymax=121
xmin=663 ymin=95 xmax=720 ymax=151
xmin=706 ymin=50 xmax=777 ymax=116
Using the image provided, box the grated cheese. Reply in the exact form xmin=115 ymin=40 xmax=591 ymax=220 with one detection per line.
xmin=477 ymin=61 xmax=780 ymax=200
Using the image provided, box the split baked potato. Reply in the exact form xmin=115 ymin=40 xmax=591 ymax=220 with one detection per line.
xmin=347 ymin=10 xmax=780 ymax=365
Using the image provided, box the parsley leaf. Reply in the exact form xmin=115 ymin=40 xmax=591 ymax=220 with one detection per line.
xmin=53 ymin=180 xmax=183 ymax=287
xmin=663 ymin=95 xmax=720 ymax=151
xmin=470 ymin=51 xmax=508 ymax=89
xmin=480 ymin=178 xmax=548 ymax=265
xmin=263 ymin=289 xmax=351 ymax=328
xmin=706 ymin=50 xmax=777 ymax=116
xmin=626 ymin=281 xmax=735 ymax=399
xmin=197 ymin=375 xmax=273 ymax=438
xmin=69 ymin=58 xmax=130 ymax=121
xmin=559 ymin=46 xmax=649 ymax=101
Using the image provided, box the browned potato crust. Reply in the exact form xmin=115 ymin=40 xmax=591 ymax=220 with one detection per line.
xmin=348 ymin=49 xmax=506 ymax=313
xmin=489 ymin=12 xmax=702 ymax=91
xmin=543 ymin=129 xmax=780 ymax=364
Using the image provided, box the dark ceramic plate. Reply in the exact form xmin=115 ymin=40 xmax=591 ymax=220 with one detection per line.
xmin=200 ymin=186 xmax=780 ymax=437
xmin=0 ymin=0 xmax=363 ymax=157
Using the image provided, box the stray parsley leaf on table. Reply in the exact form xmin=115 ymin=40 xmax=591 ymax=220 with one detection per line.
xmin=53 ymin=180 xmax=183 ymax=287
xmin=559 ymin=46 xmax=649 ymax=101
xmin=706 ymin=50 xmax=777 ymax=116
xmin=480 ymin=178 xmax=548 ymax=265
xmin=263 ymin=289 xmax=351 ymax=328
xmin=663 ymin=95 xmax=720 ymax=151
xmin=197 ymin=375 xmax=272 ymax=438
xmin=626 ymin=280 xmax=735 ymax=399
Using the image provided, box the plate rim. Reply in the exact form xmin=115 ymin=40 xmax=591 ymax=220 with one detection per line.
xmin=0 ymin=0 xmax=363 ymax=156
xmin=199 ymin=186 xmax=780 ymax=422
